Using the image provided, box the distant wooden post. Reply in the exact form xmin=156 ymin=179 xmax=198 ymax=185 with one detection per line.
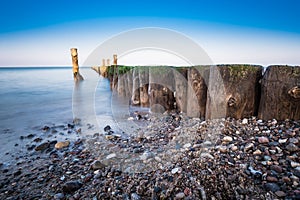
xmin=102 ymin=59 xmax=106 ymax=67
xmin=258 ymin=65 xmax=300 ymax=120
xmin=113 ymin=54 xmax=118 ymax=65
xmin=70 ymin=48 xmax=83 ymax=81
xmin=107 ymin=59 xmax=110 ymax=66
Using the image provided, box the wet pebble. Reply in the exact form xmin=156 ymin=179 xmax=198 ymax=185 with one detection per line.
xmin=62 ymin=180 xmax=83 ymax=194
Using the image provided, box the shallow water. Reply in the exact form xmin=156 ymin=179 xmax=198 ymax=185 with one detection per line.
xmin=0 ymin=67 xmax=121 ymax=163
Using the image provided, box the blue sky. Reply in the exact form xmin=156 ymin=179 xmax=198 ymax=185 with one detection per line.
xmin=1 ymin=0 xmax=300 ymax=66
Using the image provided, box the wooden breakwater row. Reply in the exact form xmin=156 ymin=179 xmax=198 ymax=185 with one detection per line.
xmin=98 ymin=64 xmax=300 ymax=121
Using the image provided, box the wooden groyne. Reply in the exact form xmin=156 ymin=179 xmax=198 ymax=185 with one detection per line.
xmin=100 ymin=64 xmax=300 ymax=121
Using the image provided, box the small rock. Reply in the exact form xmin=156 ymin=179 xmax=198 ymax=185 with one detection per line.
xmin=275 ymin=191 xmax=286 ymax=197
xmin=267 ymin=176 xmax=278 ymax=182
xmin=264 ymin=155 xmax=272 ymax=161
xmin=278 ymin=138 xmax=288 ymax=144
xmin=26 ymin=134 xmax=36 ymax=139
xmin=282 ymin=176 xmax=291 ymax=183
xmin=244 ymin=143 xmax=254 ymax=151
xmin=270 ymin=165 xmax=283 ymax=173
xmin=35 ymin=142 xmax=50 ymax=151
xmin=175 ymin=192 xmax=185 ymax=199
xmin=253 ymin=149 xmax=262 ymax=155
xmin=104 ymin=125 xmax=111 ymax=132
xmin=62 ymin=180 xmax=83 ymax=193
xmin=55 ymin=141 xmax=70 ymax=149
xmin=54 ymin=193 xmax=65 ymax=200
xmin=171 ymin=167 xmax=181 ymax=174
xmin=291 ymin=161 xmax=300 ymax=168
xmin=183 ymin=143 xmax=191 ymax=148
xmin=264 ymin=183 xmax=280 ymax=192
xmin=131 ymin=193 xmax=141 ymax=200
xmin=286 ymin=143 xmax=299 ymax=152
xmin=200 ymin=153 xmax=214 ymax=160
xmin=42 ymin=126 xmax=50 ymax=132
xmin=140 ymin=152 xmax=154 ymax=160
xmin=242 ymin=118 xmax=248 ymax=125
xmin=231 ymin=145 xmax=238 ymax=151
xmin=219 ymin=146 xmax=227 ymax=153
xmin=106 ymin=153 xmax=116 ymax=159
xmin=258 ymin=136 xmax=269 ymax=144
xmin=33 ymin=138 xmax=43 ymax=143
xmin=223 ymin=136 xmax=233 ymax=143
xmin=91 ymin=160 xmax=105 ymax=170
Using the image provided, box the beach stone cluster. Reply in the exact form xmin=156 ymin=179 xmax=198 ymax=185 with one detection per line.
xmin=0 ymin=113 xmax=299 ymax=199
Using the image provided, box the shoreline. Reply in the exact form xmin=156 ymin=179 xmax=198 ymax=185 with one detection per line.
xmin=0 ymin=112 xmax=299 ymax=199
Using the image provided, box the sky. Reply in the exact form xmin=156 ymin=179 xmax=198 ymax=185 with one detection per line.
xmin=0 ymin=0 xmax=300 ymax=66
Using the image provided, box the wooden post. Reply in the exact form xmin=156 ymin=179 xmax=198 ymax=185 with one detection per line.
xmin=149 ymin=66 xmax=175 ymax=113
xmin=70 ymin=48 xmax=83 ymax=81
xmin=107 ymin=59 xmax=110 ymax=66
xmin=131 ymin=67 xmax=140 ymax=106
xmin=174 ymin=67 xmax=188 ymax=113
xmin=113 ymin=54 xmax=118 ymax=65
xmin=258 ymin=65 xmax=300 ymax=120
xmin=187 ymin=66 xmax=210 ymax=118
xmin=102 ymin=59 xmax=106 ymax=67
xmin=206 ymin=65 xmax=262 ymax=119
xmin=139 ymin=66 xmax=150 ymax=107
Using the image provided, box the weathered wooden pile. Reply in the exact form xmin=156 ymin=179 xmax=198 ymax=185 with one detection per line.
xmin=101 ymin=64 xmax=300 ymax=121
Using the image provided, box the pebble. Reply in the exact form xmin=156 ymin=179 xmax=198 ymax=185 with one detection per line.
xmin=218 ymin=146 xmax=227 ymax=153
xmin=55 ymin=141 xmax=70 ymax=149
xmin=175 ymin=192 xmax=185 ymax=199
xmin=270 ymin=165 xmax=283 ymax=173
xmin=244 ymin=143 xmax=254 ymax=151
xmin=200 ymin=153 xmax=214 ymax=160
xmin=91 ymin=160 xmax=105 ymax=170
xmin=286 ymin=143 xmax=299 ymax=152
xmin=264 ymin=183 xmax=280 ymax=192
xmin=258 ymin=136 xmax=269 ymax=144
xmin=231 ymin=145 xmax=238 ymax=151
xmin=34 ymin=142 xmax=50 ymax=151
xmin=266 ymin=176 xmax=278 ymax=182
xmin=62 ymin=180 xmax=83 ymax=193
xmin=223 ymin=136 xmax=233 ymax=143
xmin=242 ymin=118 xmax=248 ymax=124
xmin=106 ymin=153 xmax=116 ymax=159
xmin=171 ymin=167 xmax=181 ymax=174
xmin=131 ymin=193 xmax=141 ymax=200
xmin=54 ymin=193 xmax=65 ymax=200
xmin=104 ymin=125 xmax=111 ymax=132
xmin=278 ymin=138 xmax=288 ymax=144
xmin=183 ymin=143 xmax=191 ymax=148
xmin=253 ymin=149 xmax=262 ymax=155
xmin=291 ymin=161 xmax=300 ymax=168
xmin=275 ymin=191 xmax=286 ymax=197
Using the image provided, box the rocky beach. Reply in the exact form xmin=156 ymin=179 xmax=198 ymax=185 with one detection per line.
xmin=0 ymin=112 xmax=299 ymax=200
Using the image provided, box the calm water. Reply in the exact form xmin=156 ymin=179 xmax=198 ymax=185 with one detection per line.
xmin=0 ymin=67 xmax=120 ymax=163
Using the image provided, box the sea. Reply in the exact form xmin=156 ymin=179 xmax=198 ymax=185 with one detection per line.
xmin=0 ymin=67 xmax=136 ymax=164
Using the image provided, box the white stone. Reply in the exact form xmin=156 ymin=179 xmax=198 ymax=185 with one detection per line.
xmin=223 ymin=136 xmax=233 ymax=142
xmin=183 ymin=143 xmax=192 ymax=148
xmin=106 ymin=153 xmax=116 ymax=159
xmin=242 ymin=118 xmax=248 ymax=124
xmin=171 ymin=167 xmax=181 ymax=174
xmin=291 ymin=161 xmax=300 ymax=168
xmin=278 ymin=138 xmax=288 ymax=144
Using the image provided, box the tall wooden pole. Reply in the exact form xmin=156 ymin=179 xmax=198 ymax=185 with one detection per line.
xmin=70 ymin=48 xmax=83 ymax=82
